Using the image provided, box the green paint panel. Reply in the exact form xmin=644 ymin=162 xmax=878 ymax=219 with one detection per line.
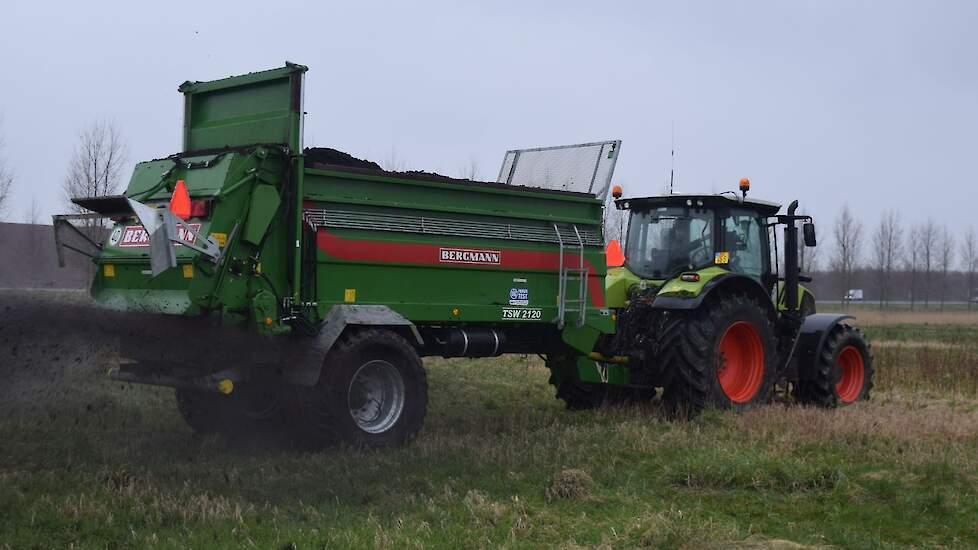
xmin=243 ymin=185 xmax=281 ymax=245
xmin=304 ymin=168 xmax=601 ymax=225
xmin=180 ymin=64 xmax=305 ymax=152
xmin=304 ymin=167 xmax=609 ymax=328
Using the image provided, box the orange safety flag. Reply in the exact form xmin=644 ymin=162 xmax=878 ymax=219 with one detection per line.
xmin=169 ymin=180 xmax=191 ymax=220
xmin=605 ymin=239 xmax=625 ymax=267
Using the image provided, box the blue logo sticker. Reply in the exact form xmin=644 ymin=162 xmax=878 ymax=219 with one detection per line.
xmin=508 ymin=288 xmax=529 ymax=306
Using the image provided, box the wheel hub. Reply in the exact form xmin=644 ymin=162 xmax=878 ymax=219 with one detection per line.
xmin=834 ymin=345 xmax=865 ymax=403
xmin=716 ymin=321 xmax=765 ymax=404
xmin=348 ymin=359 xmax=406 ymax=434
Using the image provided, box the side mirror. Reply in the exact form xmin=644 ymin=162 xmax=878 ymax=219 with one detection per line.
xmin=803 ymin=223 xmax=817 ymax=247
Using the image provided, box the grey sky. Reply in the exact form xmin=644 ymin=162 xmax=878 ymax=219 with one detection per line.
xmin=2 ymin=1 xmax=976 ymax=240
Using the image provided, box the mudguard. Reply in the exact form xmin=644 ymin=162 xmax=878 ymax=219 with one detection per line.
xmin=283 ymin=305 xmax=423 ymax=386
xmin=652 ymin=272 xmax=772 ymax=312
xmin=794 ymin=313 xmax=854 ymax=380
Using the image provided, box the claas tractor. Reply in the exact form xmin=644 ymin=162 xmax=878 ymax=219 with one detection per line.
xmin=548 ymin=180 xmax=874 ymax=415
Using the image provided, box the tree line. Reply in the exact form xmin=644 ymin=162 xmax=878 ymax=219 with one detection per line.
xmin=826 ymin=203 xmax=977 ymax=309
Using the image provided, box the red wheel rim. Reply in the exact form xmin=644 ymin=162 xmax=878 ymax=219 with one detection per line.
xmin=835 ymin=345 xmax=865 ymax=403
xmin=717 ymin=321 xmax=765 ymax=403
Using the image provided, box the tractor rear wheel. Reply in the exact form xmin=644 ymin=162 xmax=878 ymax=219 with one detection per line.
xmin=288 ymin=329 xmax=428 ymax=448
xmin=660 ymin=292 xmax=778 ymax=416
xmin=794 ymin=324 xmax=874 ymax=407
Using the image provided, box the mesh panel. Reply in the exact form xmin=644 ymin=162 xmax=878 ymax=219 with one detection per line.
xmin=496 ymin=140 xmax=621 ymax=200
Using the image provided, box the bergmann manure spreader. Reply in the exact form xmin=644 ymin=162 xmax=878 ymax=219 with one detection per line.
xmin=56 ymin=63 xmax=872 ymax=447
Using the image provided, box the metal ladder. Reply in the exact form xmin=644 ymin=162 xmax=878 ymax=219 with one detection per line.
xmin=554 ymin=223 xmax=589 ymax=328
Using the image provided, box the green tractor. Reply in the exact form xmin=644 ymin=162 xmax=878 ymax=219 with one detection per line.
xmin=552 ymin=180 xmax=874 ymax=414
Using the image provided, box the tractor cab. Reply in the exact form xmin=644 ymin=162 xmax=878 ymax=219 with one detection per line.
xmin=605 ymin=184 xmax=817 ymax=314
xmin=619 ymin=194 xmax=779 ymax=285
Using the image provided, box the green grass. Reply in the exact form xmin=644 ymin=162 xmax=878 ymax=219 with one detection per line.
xmin=2 ymin=314 xmax=977 ymax=548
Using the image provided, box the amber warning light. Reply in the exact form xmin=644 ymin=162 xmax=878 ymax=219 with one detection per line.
xmin=739 ymin=178 xmax=750 ymax=198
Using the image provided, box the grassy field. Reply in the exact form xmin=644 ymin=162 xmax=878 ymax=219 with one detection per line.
xmin=1 ymin=293 xmax=977 ymax=548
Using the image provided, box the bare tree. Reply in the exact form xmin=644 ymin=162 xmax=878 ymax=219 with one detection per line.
xmin=832 ymin=204 xmax=862 ymax=306
xmin=21 ymin=195 xmax=42 ymax=258
xmin=381 ymin=146 xmax=406 ymax=172
xmin=800 ymin=242 xmax=821 ymax=273
xmin=796 ymin=210 xmax=820 ymax=273
xmin=62 ymin=119 xmax=128 ymax=231
xmin=919 ymin=219 xmax=938 ymax=308
xmin=906 ymin=227 xmax=921 ymax=310
xmin=455 ymin=156 xmax=480 ymax=181
xmin=24 ymin=196 xmax=39 ymax=225
xmin=962 ymin=226 xmax=978 ymax=311
xmin=872 ymin=210 xmax=902 ymax=309
xmin=937 ymin=226 xmax=955 ymax=311
xmin=0 ymin=121 xmax=13 ymax=220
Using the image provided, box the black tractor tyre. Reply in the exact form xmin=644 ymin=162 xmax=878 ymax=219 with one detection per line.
xmin=288 ymin=329 xmax=428 ymax=449
xmin=793 ymin=324 xmax=874 ymax=407
xmin=175 ymin=388 xmax=228 ymax=435
xmin=660 ymin=292 xmax=779 ymax=417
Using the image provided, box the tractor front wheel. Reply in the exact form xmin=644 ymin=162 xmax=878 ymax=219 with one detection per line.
xmin=660 ymin=292 xmax=778 ymax=416
xmin=794 ymin=324 xmax=874 ymax=407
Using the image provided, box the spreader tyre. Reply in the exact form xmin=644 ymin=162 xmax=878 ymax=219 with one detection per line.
xmin=554 ymin=380 xmax=612 ymax=410
xmin=660 ymin=292 xmax=778 ymax=416
xmin=176 ymin=381 xmax=289 ymax=437
xmin=794 ymin=323 xmax=874 ymax=407
xmin=175 ymin=388 xmax=228 ymax=434
xmin=290 ymin=328 xmax=428 ymax=448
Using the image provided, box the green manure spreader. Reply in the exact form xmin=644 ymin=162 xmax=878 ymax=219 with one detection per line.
xmin=56 ymin=63 xmax=872 ymax=448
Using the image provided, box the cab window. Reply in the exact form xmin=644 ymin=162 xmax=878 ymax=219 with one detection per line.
xmin=625 ymin=206 xmax=714 ymax=279
xmin=721 ymin=210 xmax=766 ymax=279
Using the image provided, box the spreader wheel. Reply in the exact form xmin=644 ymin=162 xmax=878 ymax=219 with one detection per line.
xmin=554 ymin=380 xmax=611 ymax=410
xmin=660 ymin=291 xmax=778 ymax=417
xmin=175 ymin=388 xmax=228 ymax=435
xmin=794 ymin=324 xmax=874 ymax=407
xmin=288 ymin=328 xmax=428 ymax=448
xmin=176 ymin=380 xmax=289 ymax=438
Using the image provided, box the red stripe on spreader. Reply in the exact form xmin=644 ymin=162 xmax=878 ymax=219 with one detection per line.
xmin=316 ymin=230 xmax=605 ymax=307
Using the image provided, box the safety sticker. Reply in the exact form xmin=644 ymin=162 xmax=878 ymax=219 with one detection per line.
xmin=508 ymin=287 xmax=529 ymax=306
